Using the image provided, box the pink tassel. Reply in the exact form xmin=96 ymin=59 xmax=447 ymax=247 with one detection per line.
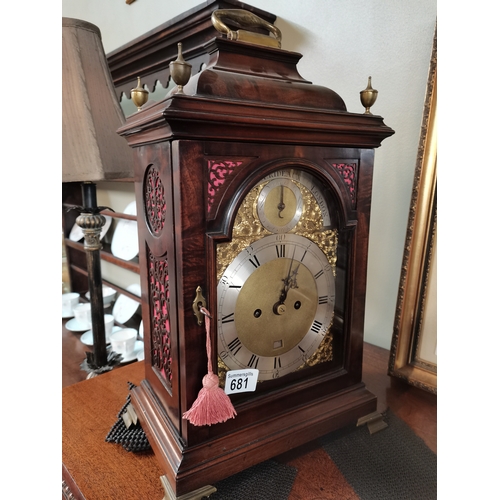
xmin=183 ymin=307 xmax=237 ymax=426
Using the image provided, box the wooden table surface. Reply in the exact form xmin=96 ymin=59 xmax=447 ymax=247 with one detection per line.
xmin=62 ymin=323 xmax=436 ymax=500
xmin=63 ymin=361 xmax=165 ymax=500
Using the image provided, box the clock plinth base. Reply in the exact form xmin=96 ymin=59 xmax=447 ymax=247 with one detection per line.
xmin=160 ymin=477 xmax=216 ymax=500
xmin=131 ymin=379 xmax=377 ymax=497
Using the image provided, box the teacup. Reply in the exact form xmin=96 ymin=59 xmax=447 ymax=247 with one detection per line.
xmin=85 ymin=285 xmax=117 ymax=306
xmin=110 ymin=328 xmax=137 ymax=357
xmin=62 ymin=293 xmax=80 ymax=317
xmin=102 ymin=286 xmax=117 ymax=305
xmin=87 ymin=314 xmax=114 ymax=344
xmin=73 ymin=303 xmax=91 ymax=328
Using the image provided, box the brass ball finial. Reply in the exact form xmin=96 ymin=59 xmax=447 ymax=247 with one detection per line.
xmin=169 ymin=42 xmax=192 ymax=94
xmin=360 ymin=76 xmax=378 ymax=115
xmin=131 ymin=77 xmax=149 ymax=111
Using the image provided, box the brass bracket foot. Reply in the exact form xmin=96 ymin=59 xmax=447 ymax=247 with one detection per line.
xmin=160 ymin=476 xmax=217 ymax=500
xmin=357 ymin=411 xmax=388 ymax=434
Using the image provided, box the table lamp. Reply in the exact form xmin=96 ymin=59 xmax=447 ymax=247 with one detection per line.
xmin=62 ymin=17 xmax=135 ymax=371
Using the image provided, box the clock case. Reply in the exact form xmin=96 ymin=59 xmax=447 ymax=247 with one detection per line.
xmin=118 ymin=33 xmax=394 ymax=497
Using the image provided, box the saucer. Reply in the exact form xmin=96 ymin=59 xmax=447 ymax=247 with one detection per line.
xmin=65 ymin=318 xmax=92 ymax=332
xmin=137 ymin=348 xmax=145 ymax=361
xmin=81 ymin=326 xmax=122 ymax=346
xmin=62 ymin=310 xmax=74 ymax=319
xmin=118 ymin=340 xmax=144 ymax=364
xmin=69 ymin=222 xmax=84 ymax=242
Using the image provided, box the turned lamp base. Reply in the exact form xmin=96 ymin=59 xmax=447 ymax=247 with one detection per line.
xmin=73 ymin=181 xmax=114 ymax=369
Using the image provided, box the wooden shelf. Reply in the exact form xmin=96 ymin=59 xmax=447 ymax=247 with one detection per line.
xmin=100 ymin=209 xmax=136 ymax=221
xmin=64 ymin=239 xmax=140 ymax=274
xmin=62 ymin=204 xmax=137 ymax=222
xmin=67 ymin=265 xmax=141 ymax=304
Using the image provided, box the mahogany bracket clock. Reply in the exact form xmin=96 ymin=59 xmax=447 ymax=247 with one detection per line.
xmin=118 ymin=8 xmax=394 ymax=499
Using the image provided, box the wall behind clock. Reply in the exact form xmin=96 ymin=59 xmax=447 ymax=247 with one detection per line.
xmin=61 ymin=0 xmax=437 ymax=350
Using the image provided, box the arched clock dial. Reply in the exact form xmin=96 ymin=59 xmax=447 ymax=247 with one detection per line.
xmin=216 ymin=167 xmax=338 ymax=384
xmin=218 ymin=234 xmax=335 ymax=381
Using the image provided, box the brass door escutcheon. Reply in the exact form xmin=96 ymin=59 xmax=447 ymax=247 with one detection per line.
xmin=192 ymin=286 xmax=207 ymax=326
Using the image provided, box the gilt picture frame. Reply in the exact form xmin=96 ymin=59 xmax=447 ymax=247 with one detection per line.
xmin=388 ymin=27 xmax=437 ymax=394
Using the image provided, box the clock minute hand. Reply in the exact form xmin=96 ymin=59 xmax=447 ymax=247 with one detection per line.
xmin=275 ymin=263 xmax=300 ymax=316
xmin=279 ymin=250 xmax=299 ymax=304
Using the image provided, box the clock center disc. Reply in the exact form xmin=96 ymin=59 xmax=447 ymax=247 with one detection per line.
xmin=234 ymin=258 xmax=318 ymax=357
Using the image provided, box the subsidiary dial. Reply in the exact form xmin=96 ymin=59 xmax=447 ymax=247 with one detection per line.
xmin=257 ymin=178 xmax=303 ymax=233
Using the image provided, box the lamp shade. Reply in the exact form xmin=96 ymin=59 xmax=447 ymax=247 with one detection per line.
xmin=62 ymin=18 xmax=134 ymax=182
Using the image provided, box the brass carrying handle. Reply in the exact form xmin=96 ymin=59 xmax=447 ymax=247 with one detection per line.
xmin=211 ymin=9 xmax=282 ymax=49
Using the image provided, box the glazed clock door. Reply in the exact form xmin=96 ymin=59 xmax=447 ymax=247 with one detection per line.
xmin=215 ymin=166 xmax=342 ymax=389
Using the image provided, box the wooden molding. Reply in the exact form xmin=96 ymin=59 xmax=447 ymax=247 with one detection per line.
xmin=107 ymin=0 xmax=276 ymax=99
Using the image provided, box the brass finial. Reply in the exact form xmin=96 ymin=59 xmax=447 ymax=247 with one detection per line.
xmin=169 ymin=43 xmax=192 ymax=94
xmin=131 ymin=77 xmax=149 ymax=111
xmin=360 ymin=76 xmax=378 ymax=115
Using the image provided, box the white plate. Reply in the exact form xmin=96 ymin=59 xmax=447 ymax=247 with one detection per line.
xmin=81 ymin=326 xmax=123 ymax=346
xmin=111 ymin=201 xmax=139 ymax=261
xmin=100 ymin=215 xmax=113 ymax=240
xmin=68 ymin=215 xmax=112 ymax=242
xmin=112 ymin=283 xmax=141 ymax=324
xmin=62 ymin=310 xmax=75 ymax=319
xmin=69 ymin=223 xmax=84 ymax=242
xmin=119 ymin=340 xmax=144 ymax=363
xmin=65 ymin=317 xmax=92 ymax=332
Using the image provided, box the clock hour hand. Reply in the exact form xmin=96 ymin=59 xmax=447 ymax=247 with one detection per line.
xmin=274 ymin=254 xmax=299 ymax=314
xmin=277 ymin=185 xmax=285 ymax=218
